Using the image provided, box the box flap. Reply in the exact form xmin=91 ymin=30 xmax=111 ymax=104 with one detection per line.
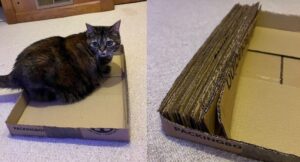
xmin=257 ymin=11 xmax=300 ymax=32
xmin=6 ymin=94 xmax=28 ymax=124
xmin=239 ymin=51 xmax=280 ymax=83
xmin=203 ymin=97 xmax=217 ymax=134
xmin=248 ymin=27 xmax=300 ymax=58
xmin=217 ymin=49 xmax=246 ymax=137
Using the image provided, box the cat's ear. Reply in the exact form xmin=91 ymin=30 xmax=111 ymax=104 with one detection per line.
xmin=111 ymin=20 xmax=121 ymax=33
xmin=86 ymin=23 xmax=94 ymax=34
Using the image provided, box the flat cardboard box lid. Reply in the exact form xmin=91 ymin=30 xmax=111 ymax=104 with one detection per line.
xmin=6 ymin=48 xmax=129 ymax=140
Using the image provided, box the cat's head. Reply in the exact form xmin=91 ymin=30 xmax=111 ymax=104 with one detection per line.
xmin=85 ymin=20 xmax=121 ymax=58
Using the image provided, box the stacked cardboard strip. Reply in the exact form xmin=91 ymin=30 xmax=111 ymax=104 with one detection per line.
xmin=159 ymin=3 xmax=260 ymax=132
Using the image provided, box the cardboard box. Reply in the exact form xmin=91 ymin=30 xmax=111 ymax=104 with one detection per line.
xmin=6 ymin=46 xmax=129 ymax=141
xmin=160 ymin=11 xmax=300 ymax=161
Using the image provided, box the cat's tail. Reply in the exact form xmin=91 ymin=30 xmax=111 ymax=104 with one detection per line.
xmin=0 ymin=74 xmax=20 ymax=89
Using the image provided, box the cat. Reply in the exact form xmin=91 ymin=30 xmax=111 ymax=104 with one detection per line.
xmin=0 ymin=20 xmax=121 ymax=103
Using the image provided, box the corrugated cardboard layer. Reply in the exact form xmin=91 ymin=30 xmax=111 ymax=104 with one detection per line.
xmin=218 ymin=47 xmax=247 ymax=137
xmin=17 ymin=55 xmax=126 ymax=129
xmin=203 ymin=97 xmax=217 ymax=134
xmin=248 ymin=26 xmax=300 ymax=58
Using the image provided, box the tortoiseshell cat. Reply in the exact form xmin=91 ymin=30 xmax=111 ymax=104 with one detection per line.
xmin=0 ymin=20 xmax=121 ymax=103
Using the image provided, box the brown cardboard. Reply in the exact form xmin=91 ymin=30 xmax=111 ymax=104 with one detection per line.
xmin=239 ymin=51 xmax=281 ymax=83
xmin=6 ymin=46 xmax=129 ymax=141
xmin=220 ymin=26 xmax=300 ymax=156
xmin=160 ymin=10 xmax=300 ymax=161
xmin=284 ymin=58 xmax=300 ymax=88
xmin=248 ymin=27 xmax=300 ymax=58
xmin=160 ymin=115 xmax=300 ymax=162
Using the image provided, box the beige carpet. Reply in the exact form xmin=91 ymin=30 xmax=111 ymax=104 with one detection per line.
xmin=0 ymin=2 xmax=146 ymax=162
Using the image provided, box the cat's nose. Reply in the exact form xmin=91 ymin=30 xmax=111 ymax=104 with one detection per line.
xmin=99 ymin=51 xmax=107 ymax=56
xmin=100 ymin=46 xmax=105 ymax=52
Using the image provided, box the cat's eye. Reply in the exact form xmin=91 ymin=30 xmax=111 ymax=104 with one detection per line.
xmin=106 ymin=41 xmax=114 ymax=47
xmin=91 ymin=41 xmax=98 ymax=47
